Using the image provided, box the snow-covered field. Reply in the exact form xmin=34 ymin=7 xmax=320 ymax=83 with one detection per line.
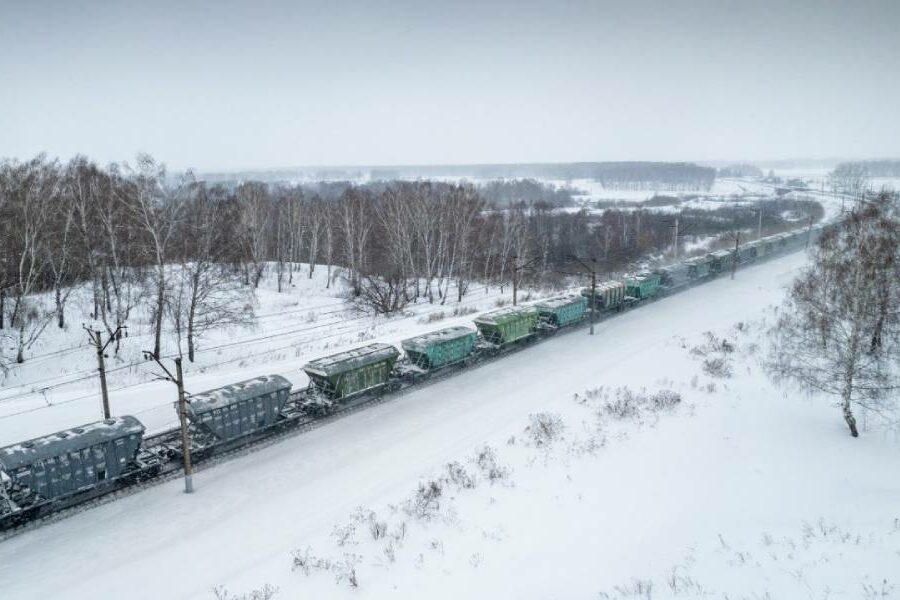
xmin=3 ymin=250 xmax=898 ymax=600
xmin=0 ymin=271 xmax=560 ymax=445
xmin=555 ymin=177 xmax=773 ymax=205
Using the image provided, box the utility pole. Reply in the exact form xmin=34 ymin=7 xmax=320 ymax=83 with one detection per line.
xmin=731 ymin=231 xmax=740 ymax=280
xmin=571 ymin=255 xmax=598 ymax=335
xmin=511 ymin=254 xmax=518 ymax=306
xmin=589 ymin=260 xmax=597 ymax=335
xmin=145 ymin=352 xmax=195 ymax=493
xmin=174 ymin=358 xmax=194 ymax=494
xmin=757 ymin=201 xmax=763 ymax=240
xmin=672 ymin=216 xmax=679 ymax=259
xmin=806 ymin=212 xmax=814 ymax=249
xmin=84 ymin=325 xmax=125 ymax=419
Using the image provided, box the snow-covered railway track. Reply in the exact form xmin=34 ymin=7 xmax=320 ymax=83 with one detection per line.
xmin=0 ymin=240 xmax=812 ymax=542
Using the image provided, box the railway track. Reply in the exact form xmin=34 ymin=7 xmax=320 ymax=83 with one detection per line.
xmin=0 ymin=238 xmax=813 ymax=542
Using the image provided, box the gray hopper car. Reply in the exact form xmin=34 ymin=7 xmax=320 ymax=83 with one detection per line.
xmin=0 ymin=416 xmax=146 ymax=505
xmin=186 ymin=375 xmax=293 ymax=441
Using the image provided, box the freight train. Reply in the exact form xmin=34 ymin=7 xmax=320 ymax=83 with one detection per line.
xmin=0 ymin=224 xmax=823 ymax=532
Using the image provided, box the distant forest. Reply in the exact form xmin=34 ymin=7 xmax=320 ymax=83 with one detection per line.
xmin=835 ymin=160 xmax=900 ymax=177
xmin=717 ymin=164 xmax=764 ymax=177
xmin=256 ymin=178 xmax=577 ymax=208
xmin=202 ymin=161 xmax=717 ymax=192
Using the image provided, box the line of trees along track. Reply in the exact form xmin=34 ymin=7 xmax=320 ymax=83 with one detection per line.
xmin=0 ymin=153 xmax=816 ymax=370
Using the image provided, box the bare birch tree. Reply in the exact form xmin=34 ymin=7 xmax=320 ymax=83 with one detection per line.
xmin=768 ymin=193 xmax=900 ymax=436
xmin=118 ymin=155 xmax=186 ymax=359
xmin=0 ymin=155 xmax=59 ymax=362
xmin=237 ymin=181 xmax=271 ymax=288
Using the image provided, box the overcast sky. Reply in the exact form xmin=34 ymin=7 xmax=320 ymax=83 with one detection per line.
xmin=1 ymin=0 xmax=898 ymax=170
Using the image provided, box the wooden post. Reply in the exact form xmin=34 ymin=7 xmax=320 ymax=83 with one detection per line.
xmin=806 ymin=212 xmax=814 ymax=249
xmin=511 ymin=254 xmax=518 ymax=306
xmin=175 ymin=357 xmax=194 ymax=494
xmin=84 ymin=326 xmax=112 ymax=419
xmin=589 ymin=259 xmax=597 ymax=336
xmin=731 ymin=231 xmax=740 ymax=280
xmin=758 ymin=202 xmax=763 ymax=240
xmin=95 ymin=330 xmax=110 ymax=420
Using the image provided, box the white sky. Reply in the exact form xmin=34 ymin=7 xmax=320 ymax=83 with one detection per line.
xmin=1 ymin=0 xmax=898 ymax=170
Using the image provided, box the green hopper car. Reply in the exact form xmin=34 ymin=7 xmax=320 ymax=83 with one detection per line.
xmin=401 ymin=327 xmax=476 ymax=371
xmin=737 ymin=244 xmax=758 ymax=264
xmin=685 ymin=256 xmax=713 ymax=280
xmin=709 ymin=249 xmax=735 ymax=274
xmin=624 ymin=272 xmax=661 ymax=300
xmin=303 ymin=343 xmax=400 ymax=400
xmin=581 ymin=281 xmax=626 ymax=311
xmin=473 ymin=306 xmax=539 ymax=347
xmin=535 ymin=294 xmax=587 ymax=328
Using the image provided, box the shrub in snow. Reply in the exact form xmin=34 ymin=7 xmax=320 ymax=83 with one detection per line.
xmin=524 ymin=412 xmax=565 ymax=446
xmin=567 ymin=434 xmax=606 ymax=456
xmin=429 ymin=539 xmax=445 ymax=555
xmin=650 ymin=390 xmax=681 ymax=410
xmin=292 ymin=549 xmax=360 ymax=589
xmin=446 ymin=461 xmax=476 ymax=489
xmin=348 ymin=507 xmax=388 ymax=541
xmin=331 ymin=522 xmax=357 ymax=546
xmin=420 ymin=311 xmax=446 ymax=324
xmin=451 ymin=305 xmax=478 ymax=317
xmin=702 ymin=356 xmax=732 ymax=378
xmin=292 ymin=547 xmax=317 ymax=576
xmin=598 ymin=578 xmax=654 ymax=599
xmin=382 ymin=542 xmax=396 ymax=563
xmin=604 ymin=388 xmax=641 ymax=420
xmin=390 ymin=521 xmax=407 ymax=543
xmin=333 ymin=554 xmax=361 ymax=588
xmin=405 ymin=479 xmax=443 ymax=519
xmin=212 ymin=584 xmax=278 ymax=600
xmin=691 ymin=331 xmax=735 ymax=356
xmin=473 ymin=445 xmax=510 ymax=483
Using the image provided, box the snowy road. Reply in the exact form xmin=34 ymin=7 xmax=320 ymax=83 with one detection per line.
xmin=2 ymin=250 xmax=897 ymax=599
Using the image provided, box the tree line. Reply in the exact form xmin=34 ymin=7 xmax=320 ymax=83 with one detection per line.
xmin=0 ymin=153 xmax=806 ymax=368
xmin=833 ymin=160 xmax=900 ymax=178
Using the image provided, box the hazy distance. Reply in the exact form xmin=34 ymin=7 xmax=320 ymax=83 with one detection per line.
xmin=1 ymin=0 xmax=899 ymax=171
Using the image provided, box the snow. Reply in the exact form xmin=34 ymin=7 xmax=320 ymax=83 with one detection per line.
xmin=400 ymin=327 xmax=474 ymax=353
xmin=533 ymin=293 xmax=584 ymax=310
xmin=549 ymin=177 xmax=773 ymax=204
xmin=473 ymin=305 xmax=537 ymax=325
xmin=0 ymin=269 xmax=554 ymax=445
xmin=0 ymin=415 xmax=143 ymax=472
xmin=2 ymin=249 xmax=898 ymax=599
xmin=303 ymin=343 xmax=400 ymax=377
xmin=188 ymin=375 xmax=292 ymax=416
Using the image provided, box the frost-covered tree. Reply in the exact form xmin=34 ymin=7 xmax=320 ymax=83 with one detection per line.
xmin=117 ymin=155 xmax=187 ymax=359
xmin=168 ymin=183 xmax=255 ymax=361
xmin=0 ymin=155 xmax=60 ymax=362
xmin=769 ymin=192 xmax=900 ymax=436
xmin=829 ymin=162 xmax=870 ymax=200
